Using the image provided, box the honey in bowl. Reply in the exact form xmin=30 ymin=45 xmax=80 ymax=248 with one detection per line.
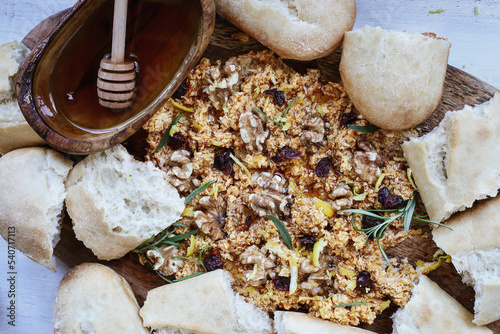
xmin=18 ymin=0 xmax=215 ymax=154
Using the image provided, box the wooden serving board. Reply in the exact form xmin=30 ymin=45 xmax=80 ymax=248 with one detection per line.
xmin=27 ymin=11 xmax=499 ymax=334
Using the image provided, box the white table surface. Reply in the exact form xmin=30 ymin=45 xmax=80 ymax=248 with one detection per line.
xmin=1 ymin=0 xmax=499 ymax=333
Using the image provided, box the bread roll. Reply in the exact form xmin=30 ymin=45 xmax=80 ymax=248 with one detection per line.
xmin=215 ymin=0 xmax=356 ymax=60
xmin=65 ymin=144 xmax=184 ymax=260
xmin=340 ymin=26 xmax=451 ymax=130
xmin=53 ymin=263 xmax=149 ymax=333
xmin=0 ymin=41 xmax=29 ymax=100
xmin=433 ymin=195 xmax=500 ymax=325
xmin=0 ymin=147 xmax=73 ymax=271
xmin=402 ymin=92 xmax=500 ymax=222
xmin=0 ymin=41 xmax=45 ymax=154
xmin=392 ymin=275 xmax=492 ymax=333
xmin=274 ymin=311 xmax=375 ymax=333
xmin=140 ymin=269 xmax=273 ymax=333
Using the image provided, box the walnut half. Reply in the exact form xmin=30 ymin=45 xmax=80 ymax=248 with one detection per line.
xmin=140 ymin=245 xmax=183 ymax=276
xmin=239 ymin=110 xmax=269 ymax=153
xmin=194 ymin=196 xmax=227 ymax=240
xmin=249 ymin=172 xmax=293 ymax=217
xmin=353 ymin=139 xmax=381 ymax=184
xmin=239 ymin=245 xmax=276 ymax=286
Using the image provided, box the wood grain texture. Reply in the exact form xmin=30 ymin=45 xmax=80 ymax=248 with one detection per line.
xmin=42 ymin=14 xmax=499 ymax=334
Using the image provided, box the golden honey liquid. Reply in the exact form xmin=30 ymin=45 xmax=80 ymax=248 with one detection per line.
xmin=45 ymin=0 xmax=200 ymax=133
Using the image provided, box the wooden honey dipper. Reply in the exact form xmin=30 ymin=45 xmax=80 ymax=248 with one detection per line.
xmin=97 ymin=0 xmax=136 ymax=109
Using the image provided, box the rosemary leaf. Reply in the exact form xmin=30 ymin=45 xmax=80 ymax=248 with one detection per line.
xmin=347 ymin=124 xmax=380 ymax=133
xmin=253 ymin=107 xmax=282 ymax=126
xmin=404 ymin=197 xmax=416 ymax=232
xmin=334 ymin=302 xmax=369 ymax=308
xmin=267 ymin=214 xmax=293 ymax=249
xmin=165 ymin=230 xmax=199 ymax=243
xmin=156 ymin=113 xmax=184 ymax=152
xmin=282 ymin=96 xmax=298 ymax=118
xmin=184 ymin=180 xmax=216 ymax=205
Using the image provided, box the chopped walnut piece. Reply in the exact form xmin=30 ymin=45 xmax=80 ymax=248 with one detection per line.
xmin=239 ymin=111 xmax=269 ymax=153
xmin=329 ymin=182 xmax=353 ymax=211
xmin=239 ymin=245 xmax=276 ymax=286
xmin=300 ymin=254 xmax=333 ymax=295
xmin=165 ymin=150 xmax=196 ymax=192
xmin=353 ymin=139 xmax=381 ymax=184
xmin=205 ymin=62 xmax=241 ymax=109
xmin=194 ymin=196 xmax=227 ymax=240
xmin=249 ymin=172 xmax=293 ymax=217
xmin=300 ymin=114 xmax=326 ymax=147
xmin=144 ymin=245 xmax=183 ymax=276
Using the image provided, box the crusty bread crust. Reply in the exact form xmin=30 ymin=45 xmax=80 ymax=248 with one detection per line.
xmin=392 ymin=275 xmax=492 ymax=334
xmin=340 ymin=26 xmax=451 ymax=130
xmin=215 ymin=0 xmax=356 ymax=60
xmin=274 ymin=311 xmax=375 ymax=334
xmin=0 ymin=147 xmax=72 ymax=271
xmin=403 ymin=92 xmax=500 ymax=223
xmin=53 ymin=263 xmax=149 ymax=333
xmin=140 ymin=269 xmax=273 ymax=333
xmin=433 ymin=195 xmax=500 ymax=325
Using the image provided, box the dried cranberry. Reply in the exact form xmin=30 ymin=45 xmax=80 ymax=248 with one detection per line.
xmin=272 ymin=276 xmax=291 ymax=291
xmin=378 ymin=187 xmax=403 ymax=209
xmin=272 ymin=146 xmax=302 ymax=163
xmin=299 ymin=235 xmax=317 ymax=250
xmin=315 ymin=157 xmax=333 ymax=177
xmin=263 ymin=88 xmax=285 ymax=106
xmin=361 ymin=215 xmax=385 ymax=239
xmin=167 ymin=133 xmax=186 ymax=150
xmin=341 ymin=112 xmax=358 ymax=126
xmin=203 ymin=254 xmax=224 ymax=272
xmin=244 ymin=215 xmax=253 ymax=230
xmin=214 ymin=148 xmax=235 ymax=176
xmin=172 ymin=80 xmax=188 ymax=100
xmin=356 ymin=270 xmax=373 ymax=294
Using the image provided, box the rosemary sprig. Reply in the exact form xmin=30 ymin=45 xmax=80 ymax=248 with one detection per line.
xmin=267 ymin=214 xmax=293 ymax=249
xmin=184 ymin=180 xmax=216 ymax=205
xmin=133 ymin=223 xmax=195 ymax=254
xmin=343 ymin=193 xmax=452 ymax=266
xmin=347 ymin=124 xmax=380 ymax=133
xmin=133 ymin=223 xmax=202 ymax=283
xmin=156 ymin=113 xmax=184 ymax=152
xmin=334 ymin=302 xmax=369 ymax=308
xmin=253 ymin=96 xmax=297 ymax=129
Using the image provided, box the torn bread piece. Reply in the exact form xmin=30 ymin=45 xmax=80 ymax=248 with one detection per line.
xmin=53 ymin=263 xmax=149 ymax=333
xmin=340 ymin=26 xmax=451 ymax=130
xmin=0 ymin=147 xmax=73 ymax=271
xmin=65 ymin=144 xmax=185 ymax=260
xmin=392 ymin=275 xmax=492 ymax=333
xmin=0 ymin=41 xmax=46 ymax=153
xmin=140 ymin=269 xmax=273 ymax=333
xmin=402 ymin=92 xmax=500 ymax=222
xmin=433 ymin=195 xmax=500 ymax=325
xmin=215 ymin=0 xmax=356 ymax=60
xmin=274 ymin=311 xmax=376 ymax=334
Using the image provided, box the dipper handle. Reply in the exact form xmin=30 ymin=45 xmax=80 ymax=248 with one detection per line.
xmin=97 ymin=0 xmax=136 ymax=110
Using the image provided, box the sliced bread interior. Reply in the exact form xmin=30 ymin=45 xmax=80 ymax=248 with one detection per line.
xmin=0 ymin=147 xmax=73 ymax=271
xmin=65 ymin=144 xmax=184 ymax=260
xmin=402 ymin=92 xmax=500 ymax=222
xmin=140 ymin=269 xmax=273 ymax=334
xmin=274 ymin=311 xmax=376 ymax=334
xmin=433 ymin=195 xmax=500 ymax=325
xmin=392 ymin=275 xmax=492 ymax=334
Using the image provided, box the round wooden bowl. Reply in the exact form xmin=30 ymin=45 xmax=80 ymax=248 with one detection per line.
xmin=17 ymin=0 xmax=215 ymax=155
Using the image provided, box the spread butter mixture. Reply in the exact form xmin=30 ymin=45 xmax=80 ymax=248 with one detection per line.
xmin=142 ymin=50 xmax=419 ymax=325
